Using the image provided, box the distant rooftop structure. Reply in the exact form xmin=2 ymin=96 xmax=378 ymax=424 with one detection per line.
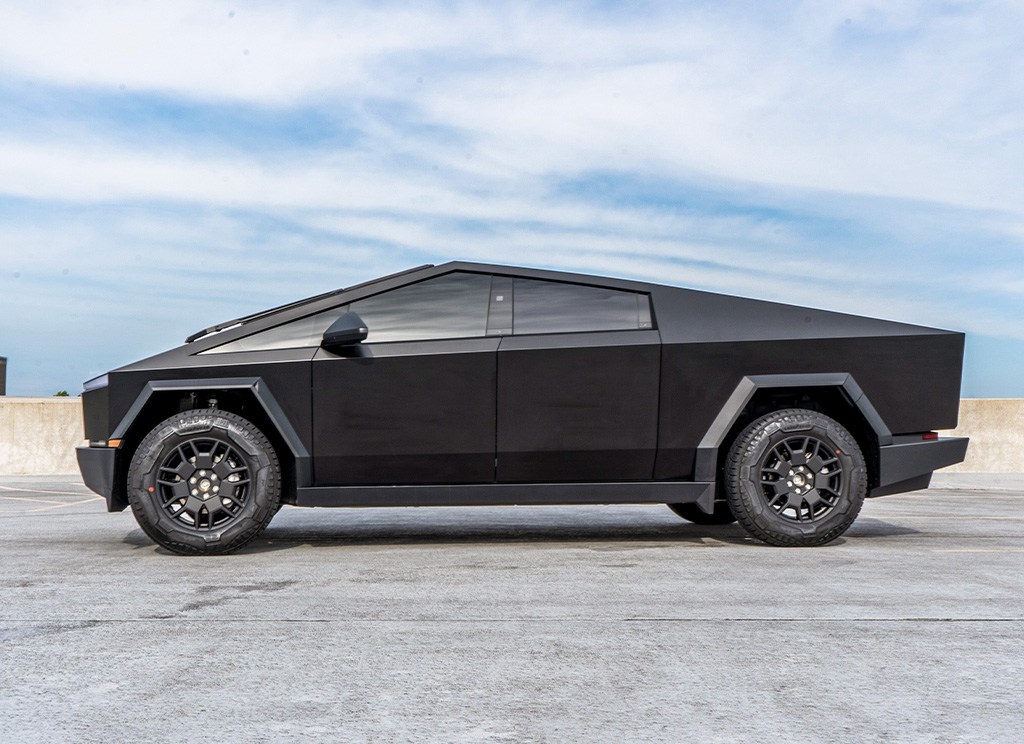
xmin=0 ymin=356 xmax=5 ymax=396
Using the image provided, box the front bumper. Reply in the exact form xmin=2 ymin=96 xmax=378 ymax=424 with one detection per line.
xmin=869 ymin=436 xmax=969 ymax=497
xmin=76 ymin=446 xmax=122 ymax=511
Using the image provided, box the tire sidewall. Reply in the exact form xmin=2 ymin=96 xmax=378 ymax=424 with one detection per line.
xmin=128 ymin=410 xmax=279 ymax=555
xmin=727 ymin=409 xmax=867 ymax=546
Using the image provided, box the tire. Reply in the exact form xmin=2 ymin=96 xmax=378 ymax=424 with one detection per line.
xmin=667 ymin=500 xmax=737 ymax=525
xmin=724 ymin=408 xmax=866 ymax=547
xmin=127 ymin=409 xmax=281 ymax=555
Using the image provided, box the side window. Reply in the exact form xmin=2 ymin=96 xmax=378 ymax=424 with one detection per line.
xmin=350 ymin=272 xmax=491 ymax=343
xmin=203 ymin=272 xmax=492 ymax=353
xmin=512 ymin=279 xmax=652 ymax=335
xmin=202 ymin=307 xmax=347 ymax=353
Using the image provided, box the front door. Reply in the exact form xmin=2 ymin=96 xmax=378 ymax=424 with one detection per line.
xmin=311 ymin=272 xmax=498 ymax=486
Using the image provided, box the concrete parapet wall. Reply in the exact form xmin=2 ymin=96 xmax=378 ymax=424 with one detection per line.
xmin=939 ymin=399 xmax=1024 ymax=473
xmin=0 ymin=397 xmax=86 ymax=475
xmin=0 ymin=397 xmax=1021 ymax=476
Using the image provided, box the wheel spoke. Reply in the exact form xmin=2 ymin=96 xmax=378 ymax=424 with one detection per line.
xmin=192 ymin=449 xmax=215 ymax=471
xmin=219 ymin=492 xmax=244 ymax=509
xmin=816 ymin=481 xmax=840 ymax=496
xmin=161 ymin=480 xmax=191 ymax=502
xmin=802 ymin=489 xmax=824 ymax=509
xmin=214 ymin=459 xmax=245 ymax=480
xmin=157 ymin=435 xmax=253 ymax=531
xmin=758 ymin=432 xmax=847 ymax=524
xmin=793 ymin=438 xmax=812 ymax=466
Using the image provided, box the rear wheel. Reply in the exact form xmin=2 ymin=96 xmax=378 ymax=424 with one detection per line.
xmin=725 ymin=408 xmax=866 ymax=547
xmin=667 ymin=500 xmax=736 ymax=525
xmin=127 ymin=409 xmax=281 ymax=555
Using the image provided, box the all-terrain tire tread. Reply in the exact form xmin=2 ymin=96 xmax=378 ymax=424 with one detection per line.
xmin=724 ymin=408 xmax=866 ymax=547
xmin=127 ymin=409 xmax=281 ymax=556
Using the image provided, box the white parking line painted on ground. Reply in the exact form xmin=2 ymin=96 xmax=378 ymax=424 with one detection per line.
xmin=0 ymin=495 xmax=67 ymax=505
xmin=0 ymin=484 xmax=93 ymax=497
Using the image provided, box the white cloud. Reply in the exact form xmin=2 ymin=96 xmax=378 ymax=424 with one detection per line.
xmin=1 ymin=0 xmax=1023 ymax=395
xmin=2 ymin=0 xmax=1022 ymax=213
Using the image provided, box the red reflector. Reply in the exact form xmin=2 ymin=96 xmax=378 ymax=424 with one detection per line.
xmin=923 ymin=432 xmax=938 ymax=440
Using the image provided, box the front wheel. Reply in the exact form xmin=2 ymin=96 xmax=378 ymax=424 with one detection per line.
xmin=127 ymin=409 xmax=281 ymax=555
xmin=725 ymin=409 xmax=866 ymax=547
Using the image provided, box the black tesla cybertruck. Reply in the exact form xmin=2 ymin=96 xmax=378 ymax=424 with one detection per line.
xmin=77 ymin=262 xmax=968 ymax=555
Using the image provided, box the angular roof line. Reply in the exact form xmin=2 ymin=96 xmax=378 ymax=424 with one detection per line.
xmin=185 ymin=264 xmax=435 ymax=343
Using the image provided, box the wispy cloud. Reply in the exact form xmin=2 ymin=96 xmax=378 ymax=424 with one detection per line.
xmin=1 ymin=0 xmax=1022 ymax=396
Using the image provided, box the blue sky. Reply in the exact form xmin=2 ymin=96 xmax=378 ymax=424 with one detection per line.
xmin=1 ymin=0 xmax=1022 ymax=397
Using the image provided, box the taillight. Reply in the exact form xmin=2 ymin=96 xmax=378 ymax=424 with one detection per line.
xmin=922 ymin=432 xmax=938 ymax=440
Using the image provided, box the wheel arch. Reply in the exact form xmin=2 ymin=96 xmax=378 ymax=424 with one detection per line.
xmin=694 ymin=373 xmax=892 ymax=490
xmin=108 ymin=378 xmax=310 ymax=512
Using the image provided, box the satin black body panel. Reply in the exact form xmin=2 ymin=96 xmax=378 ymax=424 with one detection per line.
xmin=312 ymin=337 xmax=499 ymax=485
xmin=496 ymin=330 xmax=660 ymax=482
xmin=80 ymin=261 xmax=967 ymax=510
xmin=107 ymin=348 xmax=316 ymax=455
xmin=653 ymin=334 xmax=964 ymax=479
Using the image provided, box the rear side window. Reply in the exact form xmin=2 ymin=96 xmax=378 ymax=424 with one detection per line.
xmin=512 ymin=279 xmax=652 ymax=335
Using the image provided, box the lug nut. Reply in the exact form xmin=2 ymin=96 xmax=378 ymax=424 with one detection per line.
xmin=191 ymin=489 xmax=198 ymax=496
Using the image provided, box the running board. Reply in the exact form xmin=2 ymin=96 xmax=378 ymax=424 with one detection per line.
xmin=296 ymin=481 xmax=715 ymax=511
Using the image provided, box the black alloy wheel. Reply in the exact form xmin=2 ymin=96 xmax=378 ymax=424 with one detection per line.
xmin=128 ymin=409 xmax=281 ymax=555
xmin=759 ymin=434 xmax=844 ymax=522
xmin=725 ymin=408 xmax=867 ymax=547
xmin=156 ymin=438 xmax=251 ymax=530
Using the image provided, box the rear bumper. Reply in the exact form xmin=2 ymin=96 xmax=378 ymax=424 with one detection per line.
xmin=76 ymin=446 xmax=121 ymax=511
xmin=869 ymin=436 xmax=969 ymax=497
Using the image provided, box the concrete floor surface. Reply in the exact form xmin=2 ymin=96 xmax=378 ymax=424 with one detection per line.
xmin=1 ymin=476 xmax=1022 ymax=743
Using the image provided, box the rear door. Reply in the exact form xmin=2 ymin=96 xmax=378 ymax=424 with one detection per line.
xmin=496 ymin=278 xmax=661 ymax=482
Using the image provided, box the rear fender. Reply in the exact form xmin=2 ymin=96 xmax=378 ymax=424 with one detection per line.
xmin=694 ymin=373 xmax=892 ymax=482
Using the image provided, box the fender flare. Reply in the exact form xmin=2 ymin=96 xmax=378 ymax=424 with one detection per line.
xmin=111 ymin=377 xmax=312 ymax=487
xmin=693 ymin=373 xmax=892 ymax=481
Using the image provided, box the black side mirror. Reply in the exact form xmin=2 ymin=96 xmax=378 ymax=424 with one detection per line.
xmin=322 ymin=311 xmax=368 ymax=349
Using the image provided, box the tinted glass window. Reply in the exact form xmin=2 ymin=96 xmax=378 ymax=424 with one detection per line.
xmin=203 ymin=307 xmax=347 ymax=353
xmin=513 ymin=279 xmax=650 ymax=335
xmin=351 ymin=272 xmax=491 ymax=343
xmin=204 ymin=272 xmax=491 ymax=353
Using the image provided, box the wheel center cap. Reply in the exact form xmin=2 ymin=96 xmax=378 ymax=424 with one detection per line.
xmin=792 ymin=473 xmax=806 ymax=487
xmin=198 ymin=478 xmax=212 ymax=493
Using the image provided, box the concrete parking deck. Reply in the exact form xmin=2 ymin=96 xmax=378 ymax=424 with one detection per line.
xmin=2 ymin=476 xmax=1023 ymax=743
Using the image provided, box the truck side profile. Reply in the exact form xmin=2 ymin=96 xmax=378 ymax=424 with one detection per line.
xmin=77 ymin=262 xmax=969 ymax=554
